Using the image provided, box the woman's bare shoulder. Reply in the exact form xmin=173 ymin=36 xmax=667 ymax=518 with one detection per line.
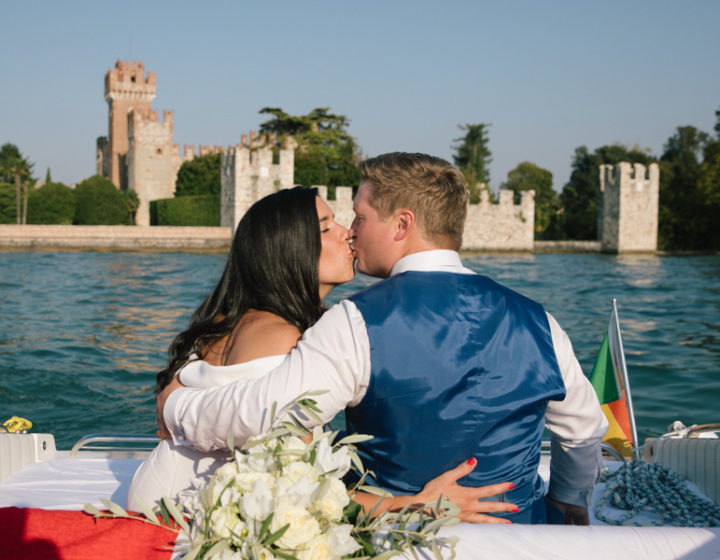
xmin=224 ymin=310 xmax=301 ymax=364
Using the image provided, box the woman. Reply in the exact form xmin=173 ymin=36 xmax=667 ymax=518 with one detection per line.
xmin=129 ymin=187 xmax=514 ymax=522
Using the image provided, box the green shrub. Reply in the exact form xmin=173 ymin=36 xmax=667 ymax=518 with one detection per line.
xmin=151 ymin=195 xmax=220 ymax=226
xmin=27 ymin=182 xmax=75 ymax=224
xmin=74 ymin=175 xmax=129 ymax=225
xmin=175 ymin=153 xmax=221 ymax=196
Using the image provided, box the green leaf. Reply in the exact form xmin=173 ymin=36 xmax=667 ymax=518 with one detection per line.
xmin=258 ymin=512 xmax=274 ymax=540
xmin=162 ymin=497 xmax=190 ymax=533
xmin=158 ymin=499 xmax=172 ymax=526
xmin=101 ymin=499 xmax=129 ymax=518
xmin=179 ymin=543 xmax=203 ymax=560
xmin=336 ymin=434 xmax=374 ymax=446
xmin=132 ymin=496 xmax=159 ymax=523
xmin=270 ymin=401 xmax=278 ymax=424
xmin=272 ymin=550 xmax=299 ymax=560
xmin=263 ymin=522 xmax=290 ymax=546
xmin=203 ymin=539 xmax=229 ymax=558
xmin=358 ymin=485 xmax=392 ymax=497
xmin=83 ymin=503 xmax=102 ymax=516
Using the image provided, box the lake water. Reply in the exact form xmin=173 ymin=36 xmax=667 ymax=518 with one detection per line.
xmin=0 ymin=251 xmax=718 ymax=449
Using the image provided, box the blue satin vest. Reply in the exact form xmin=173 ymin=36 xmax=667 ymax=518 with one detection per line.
xmin=346 ymin=271 xmax=566 ymax=523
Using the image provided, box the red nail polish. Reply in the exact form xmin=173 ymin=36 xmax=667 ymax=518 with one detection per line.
xmin=505 ymin=520 xmax=512 ymax=525
xmin=508 ymin=483 xmax=515 ymax=490
xmin=513 ymin=506 xmax=519 ymax=512
xmin=467 ymin=457 xmax=477 ymax=466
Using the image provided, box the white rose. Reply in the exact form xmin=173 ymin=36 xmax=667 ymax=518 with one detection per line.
xmin=283 ymin=461 xmax=319 ymax=485
xmin=297 ymin=534 xmax=331 ymax=560
xmin=311 ymin=478 xmax=350 ymax=522
xmin=270 ymin=505 xmax=320 ymax=549
xmin=234 ymin=471 xmax=276 ymax=493
xmin=210 ymin=506 xmax=240 ymax=540
xmin=214 ymin=460 xmax=240 ymax=483
xmin=326 ymin=524 xmax=362 ymax=557
xmin=279 ymin=436 xmax=308 ymax=465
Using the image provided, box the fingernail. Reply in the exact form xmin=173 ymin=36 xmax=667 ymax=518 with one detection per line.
xmin=513 ymin=506 xmax=519 ymax=512
xmin=466 ymin=458 xmax=477 ymax=466
xmin=508 ymin=483 xmax=515 ymax=490
xmin=505 ymin=520 xmax=512 ymax=525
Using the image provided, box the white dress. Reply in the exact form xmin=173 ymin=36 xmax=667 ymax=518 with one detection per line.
xmin=127 ymin=354 xmax=285 ymax=511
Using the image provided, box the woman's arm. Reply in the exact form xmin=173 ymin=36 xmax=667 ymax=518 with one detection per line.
xmin=352 ymin=458 xmax=518 ymax=524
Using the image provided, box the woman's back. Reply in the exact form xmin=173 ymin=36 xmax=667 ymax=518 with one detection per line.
xmin=127 ymin=310 xmax=301 ymax=509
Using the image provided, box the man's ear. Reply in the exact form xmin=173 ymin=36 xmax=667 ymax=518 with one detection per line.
xmin=394 ymin=209 xmax=415 ymax=241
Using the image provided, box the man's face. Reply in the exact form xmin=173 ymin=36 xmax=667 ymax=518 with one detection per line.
xmin=349 ymin=182 xmax=397 ymax=278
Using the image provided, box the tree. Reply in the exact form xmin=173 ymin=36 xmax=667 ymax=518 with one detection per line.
xmin=258 ymin=107 xmax=361 ymax=191
xmin=175 ymin=152 xmax=222 ymax=197
xmin=126 ymin=189 xmax=140 ymax=225
xmin=452 ymin=124 xmax=492 ymax=203
xmin=559 ymin=144 xmax=654 ymax=240
xmin=0 ymin=182 xmax=15 ymax=223
xmin=0 ymin=143 xmax=34 ymax=224
xmin=73 ymin=175 xmax=129 ymax=225
xmin=501 ymin=162 xmax=556 ymax=238
xmin=659 ymin=116 xmax=720 ymax=251
xmin=27 ymin=182 xmax=75 ymax=224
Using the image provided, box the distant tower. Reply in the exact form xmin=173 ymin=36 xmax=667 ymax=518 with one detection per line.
xmin=220 ymin=136 xmax=297 ymax=231
xmin=599 ymin=162 xmax=659 ymax=253
xmin=97 ymin=60 xmax=156 ymax=189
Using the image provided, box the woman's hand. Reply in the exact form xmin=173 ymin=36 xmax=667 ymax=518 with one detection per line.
xmin=415 ymin=458 xmax=518 ymax=524
xmin=352 ymin=458 xmax=518 ymax=524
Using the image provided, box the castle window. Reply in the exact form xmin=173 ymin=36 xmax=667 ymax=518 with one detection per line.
xmin=131 ymin=76 xmax=136 ymax=83
xmin=156 ymin=148 xmax=163 ymax=155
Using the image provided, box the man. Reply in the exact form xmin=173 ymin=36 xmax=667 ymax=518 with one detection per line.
xmin=159 ymin=152 xmax=607 ymax=524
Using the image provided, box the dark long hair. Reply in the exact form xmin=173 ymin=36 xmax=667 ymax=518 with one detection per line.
xmin=155 ymin=187 xmax=324 ymax=393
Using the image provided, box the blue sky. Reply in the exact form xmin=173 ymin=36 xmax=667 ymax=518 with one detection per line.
xmin=2 ymin=0 xmax=718 ymax=192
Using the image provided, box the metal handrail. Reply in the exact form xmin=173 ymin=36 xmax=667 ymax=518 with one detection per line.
xmin=70 ymin=433 xmax=160 ymax=456
xmin=687 ymin=423 xmax=720 ymax=438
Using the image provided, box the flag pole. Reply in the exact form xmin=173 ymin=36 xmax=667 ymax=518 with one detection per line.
xmin=612 ymin=298 xmax=640 ymax=460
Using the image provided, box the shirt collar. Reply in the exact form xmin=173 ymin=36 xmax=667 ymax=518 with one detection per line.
xmin=389 ymin=250 xmax=470 ymax=276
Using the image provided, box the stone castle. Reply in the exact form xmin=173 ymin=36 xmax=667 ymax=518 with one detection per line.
xmin=95 ymin=60 xmax=657 ymax=253
xmin=96 ymin=60 xmax=225 ymax=226
xmin=599 ymin=162 xmax=659 ymax=253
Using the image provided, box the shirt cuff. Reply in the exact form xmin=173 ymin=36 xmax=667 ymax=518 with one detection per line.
xmin=547 ymin=436 xmax=602 ymax=508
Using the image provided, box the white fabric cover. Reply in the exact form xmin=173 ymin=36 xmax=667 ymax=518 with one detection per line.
xmin=1 ymin=457 xmax=719 ymax=559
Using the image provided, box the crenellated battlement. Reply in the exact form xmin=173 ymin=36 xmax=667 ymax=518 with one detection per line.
xmin=599 ymin=161 xmax=659 ymax=253
xmin=220 ymin=143 xmax=296 ymax=229
xmin=104 ymin=59 xmax=156 ymax=103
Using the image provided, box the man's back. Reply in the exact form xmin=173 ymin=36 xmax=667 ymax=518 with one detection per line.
xmin=347 ymin=271 xmax=565 ymax=520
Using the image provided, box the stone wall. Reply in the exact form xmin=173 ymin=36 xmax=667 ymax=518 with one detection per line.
xmin=228 ymin=181 xmax=535 ymax=252
xmin=0 ymin=225 xmax=230 ymax=252
xmin=220 ymin=139 xmax=296 ymax=229
xmin=599 ymin=162 xmax=659 ymax=253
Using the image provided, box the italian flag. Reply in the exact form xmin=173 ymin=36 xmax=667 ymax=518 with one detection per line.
xmin=589 ymin=304 xmax=636 ymax=458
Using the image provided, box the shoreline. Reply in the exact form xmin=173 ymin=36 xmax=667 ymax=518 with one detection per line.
xmin=1 ymin=225 xmax=713 ymax=255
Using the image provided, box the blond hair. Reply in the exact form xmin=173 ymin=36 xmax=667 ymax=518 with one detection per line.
xmin=359 ymin=152 xmax=469 ymax=249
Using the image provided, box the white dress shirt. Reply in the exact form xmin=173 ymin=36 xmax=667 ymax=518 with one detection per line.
xmin=165 ymin=250 xmax=607 ymax=507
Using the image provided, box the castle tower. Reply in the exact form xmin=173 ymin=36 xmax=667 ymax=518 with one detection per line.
xmin=220 ymin=136 xmax=297 ymax=230
xmin=99 ymin=60 xmax=156 ymax=188
xmin=599 ymin=162 xmax=659 ymax=253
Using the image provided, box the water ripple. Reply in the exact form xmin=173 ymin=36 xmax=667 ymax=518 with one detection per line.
xmin=0 ymin=252 xmax=718 ymax=448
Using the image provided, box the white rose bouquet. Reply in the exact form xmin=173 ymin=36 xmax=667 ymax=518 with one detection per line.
xmin=86 ymin=393 xmax=459 ymax=559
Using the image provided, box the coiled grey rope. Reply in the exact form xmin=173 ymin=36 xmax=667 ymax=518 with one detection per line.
xmin=595 ymin=460 xmax=720 ymax=527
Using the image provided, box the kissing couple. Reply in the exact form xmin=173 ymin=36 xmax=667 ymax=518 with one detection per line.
xmin=131 ymin=151 xmax=606 ymax=527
